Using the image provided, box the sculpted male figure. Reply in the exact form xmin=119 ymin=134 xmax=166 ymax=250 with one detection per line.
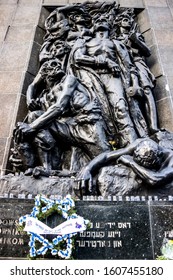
xmin=13 ymin=61 xmax=111 ymax=176
xmin=71 ymin=19 xmax=139 ymax=147
xmin=116 ymin=12 xmax=158 ymax=134
xmin=76 ymin=138 xmax=173 ymax=192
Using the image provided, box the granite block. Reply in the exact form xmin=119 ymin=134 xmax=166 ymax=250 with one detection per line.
xmin=167 ymin=0 xmax=173 ymax=8
xmin=0 ymin=26 xmax=8 ymax=42
xmin=156 ymin=97 xmax=173 ymax=132
xmin=0 ymin=71 xmax=24 ymax=94
xmin=15 ymin=94 xmax=27 ymax=123
xmin=0 ymin=0 xmax=17 ymax=4
xmin=27 ymin=41 xmax=41 ymax=76
xmin=0 ymin=199 xmax=172 ymax=260
xmin=0 ymin=138 xmax=7 ymax=171
xmin=144 ymin=0 xmax=168 ymax=7
xmin=148 ymin=7 xmax=173 ymax=30
xmin=42 ymin=0 xmax=69 ymax=4
xmin=74 ymin=201 xmax=152 ymax=259
xmin=12 ymin=5 xmax=41 ymax=26
xmin=0 ymin=5 xmax=16 ymax=25
xmin=21 ymin=71 xmax=35 ymax=96
xmin=154 ymin=75 xmax=171 ymax=102
xmin=0 ymin=42 xmax=31 ymax=71
xmin=0 ymin=199 xmax=33 ymax=258
xmin=5 ymin=25 xmax=35 ymax=43
xmin=0 ymin=94 xmax=18 ymax=138
xmin=142 ymin=28 xmax=156 ymax=48
xmin=167 ymin=76 xmax=173 ymax=95
xmin=154 ymin=29 xmax=173 ymax=46
xmin=18 ymin=0 xmax=42 ymax=6
xmin=149 ymin=201 xmax=173 ymax=258
xmin=159 ymin=45 xmax=173 ymax=77
xmin=137 ymin=9 xmax=151 ymax=33
xmin=38 ymin=6 xmax=50 ymax=30
xmin=118 ymin=0 xmax=144 ymax=8
xmin=146 ymin=44 xmax=163 ymax=78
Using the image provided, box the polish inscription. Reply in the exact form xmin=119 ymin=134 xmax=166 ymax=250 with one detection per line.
xmin=0 ymin=219 xmax=25 ymax=247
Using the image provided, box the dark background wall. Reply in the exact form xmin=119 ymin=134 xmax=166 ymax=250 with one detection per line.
xmin=0 ymin=0 xmax=173 ymax=175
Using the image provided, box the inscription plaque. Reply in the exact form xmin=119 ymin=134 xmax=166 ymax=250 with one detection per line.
xmin=0 ymin=199 xmax=173 ymax=259
xmin=74 ymin=201 xmax=153 ymax=259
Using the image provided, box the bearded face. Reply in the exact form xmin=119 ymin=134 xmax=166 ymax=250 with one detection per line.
xmin=40 ymin=59 xmax=65 ymax=83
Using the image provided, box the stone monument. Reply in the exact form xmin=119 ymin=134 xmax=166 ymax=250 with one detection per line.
xmin=0 ymin=0 xmax=173 ymax=260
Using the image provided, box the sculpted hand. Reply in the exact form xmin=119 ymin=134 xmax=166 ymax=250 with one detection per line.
xmin=13 ymin=122 xmax=36 ymax=144
xmin=106 ymin=59 xmax=120 ymax=76
xmin=75 ymin=167 xmax=93 ymax=192
xmin=27 ymin=98 xmax=41 ymax=111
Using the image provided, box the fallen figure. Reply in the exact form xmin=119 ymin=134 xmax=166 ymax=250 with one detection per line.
xmin=76 ymin=138 xmax=173 ymax=193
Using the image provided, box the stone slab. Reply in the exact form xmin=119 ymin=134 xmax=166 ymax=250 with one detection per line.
xmin=148 ymin=7 xmax=173 ymax=30
xmin=146 ymin=44 xmax=163 ymax=78
xmin=144 ymin=0 xmax=168 ymax=7
xmin=0 ymin=138 xmax=8 ymax=171
xmin=0 ymin=71 xmax=24 ymax=94
xmin=6 ymin=25 xmax=36 ymax=43
xmin=74 ymin=201 xmax=153 ymax=260
xmin=0 ymin=94 xmax=18 ymax=138
xmin=0 ymin=42 xmax=31 ymax=72
xmin=118 ymin=0 xmax=144 ymax=8
xmin=156 ymin=97 xmax=173 ymax=132
xmin=159 ymin=45 xmax=173 ymax=77
xmin=0 ymin=199 xmax=172 ymax=259
xmin=0 ymin=5 xmax=16 ymax=25
xmin=0 ymin=199 xmax=33 ymax=258
xmin=150 ymin=201 xmax=173 ymax=259
xmin=154 ymin=75 xmax=171 ymax=102
xmin=27 ymin=41 xmax=41 ymax=76
xmin=137 ymin=10 xmax=151 ymax=33
xmin=12 ymin=5 xmax=41 ymax=26
xmin=42 ymin=0 xmax=69 ymax=5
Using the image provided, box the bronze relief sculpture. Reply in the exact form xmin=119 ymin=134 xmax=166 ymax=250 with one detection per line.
xmin=9 ymin=2 xmax=173 ymax=197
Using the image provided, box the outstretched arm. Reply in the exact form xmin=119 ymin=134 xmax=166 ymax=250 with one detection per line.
xmin=75 ymin=138 xmax=144 ymax=191
xmin=15 ymin=75 xmax=77 ymax=142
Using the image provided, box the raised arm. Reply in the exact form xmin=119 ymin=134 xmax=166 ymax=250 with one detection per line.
xmin=26 ymin=72 xmax=43 ymax=111
xmin=14 ymin=75 xmax=77 ymax=144
xmin=30 ymin=75 xmax=77 ymax=130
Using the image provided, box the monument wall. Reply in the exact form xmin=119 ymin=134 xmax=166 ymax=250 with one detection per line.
xmin=0 ymin=0 xmax=173 ymax=260
xmin=0 ymin=0 xmax=173 ymax=175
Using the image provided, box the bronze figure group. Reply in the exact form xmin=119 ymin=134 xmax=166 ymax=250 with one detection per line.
xmin=10 ymin=2 xmax=173 ymax=194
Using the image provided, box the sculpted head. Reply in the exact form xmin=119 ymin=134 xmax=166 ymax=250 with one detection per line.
xmin=40 ymin=58 xmax=65 ymax=83
xmin=133 ymin=139 xmax=163 ymax=169
xmin=94 ymin=19 xmax=111 ymax=38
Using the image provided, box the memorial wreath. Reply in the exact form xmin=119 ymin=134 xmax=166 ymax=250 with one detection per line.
xmin=18 ymin=195 xmax=89 ymax=259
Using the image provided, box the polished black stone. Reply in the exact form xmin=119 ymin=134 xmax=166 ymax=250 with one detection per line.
xmin=149 ymin=201 xmax=173 ymax=259
xmin=74 ymin=201 xmax=153 ymax=259
xmin=0 ymin=199 xmax=172 ymax=259
xmin=0 ymin=198 xmax=32 ymax=258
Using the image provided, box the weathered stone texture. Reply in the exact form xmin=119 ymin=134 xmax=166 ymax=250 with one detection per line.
xmin=118 ymin=0 xmax=144 ymax=8
xmin=138 ymin=2 xmax=173 ymax=131
xmin=144 ymin=0 xmax=168 ymax=7
xmin=156 ymin=97 xmax=173 ymax=129
xmin=0 ymin=1 xmax=43 ymax=174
